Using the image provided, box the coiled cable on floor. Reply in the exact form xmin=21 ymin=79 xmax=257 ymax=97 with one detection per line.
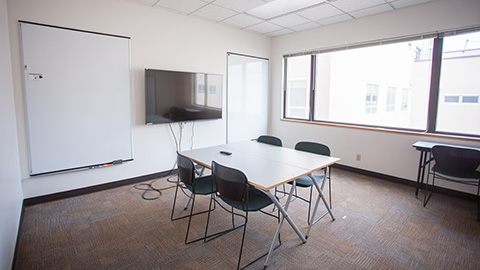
xmin=135 ymin=122 xmax=194 ymax=200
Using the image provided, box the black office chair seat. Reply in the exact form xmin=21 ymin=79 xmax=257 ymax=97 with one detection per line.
xmin=185 ymin=175 xmax=216 ymax=195
xmin=289 ymin=174 xmax=324 ymax=188
xmin=220 ymin=187 xmax=272 ymax=212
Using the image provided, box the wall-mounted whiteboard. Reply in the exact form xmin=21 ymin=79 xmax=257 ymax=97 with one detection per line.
xmin=20 ymin=21 xmax=133 ymax=176
xmin=227 ymin=53 xmax=269 ymax=143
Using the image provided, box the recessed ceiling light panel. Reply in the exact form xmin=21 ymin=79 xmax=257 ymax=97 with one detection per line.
xmin=247 ymin=0 xmax=326 ymax=19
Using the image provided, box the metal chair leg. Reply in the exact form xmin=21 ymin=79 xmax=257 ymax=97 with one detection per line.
xmin=424 ymin=172 xmax=436 ymax=207
xmin=237 ymin=212 xmax=248 ymax=270
xmin=327 ymin=167 xmax=332 ymax=208
xmin=185 ymin=194 xmax=196 ymax=244
xmin=307 ymin=187 xmax=313 ymax=225
xmin=171 ymin=178 xmax=181 ymax=221
xmin=423 ymin=172 xmax=430 ymax=207
xmin=423 ymin=154 xmax=434 ymax=207
xmin=184 ymin=195 xmax=192 ymax=210
xmin=205 ymin=194 xmax=213 ymax=241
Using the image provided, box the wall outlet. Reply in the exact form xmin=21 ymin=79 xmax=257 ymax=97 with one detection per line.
xmin=356 ymin=154 xmax=361 ymax=161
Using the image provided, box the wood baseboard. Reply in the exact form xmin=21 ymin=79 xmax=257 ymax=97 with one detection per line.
xmin=333 ymin=164 xmax=478 ymax=201
xmin=23 ymin=170 xmax=177 ymax=206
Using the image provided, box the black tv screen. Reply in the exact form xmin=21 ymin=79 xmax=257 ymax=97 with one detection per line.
xmin=145 ymin=69 xmax=223 ymax=124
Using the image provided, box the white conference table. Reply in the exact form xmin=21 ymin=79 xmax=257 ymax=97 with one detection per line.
xmin=179 ymin=140 xmax=340 ymax=267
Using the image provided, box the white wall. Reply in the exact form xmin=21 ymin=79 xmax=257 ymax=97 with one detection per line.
xmin=0 ymin=0 xmax=23 ymax=268
xmin=7 ymin=0 xmax=271 ymax=198
xmin=270 ymin=0 xmax=480 ymax=194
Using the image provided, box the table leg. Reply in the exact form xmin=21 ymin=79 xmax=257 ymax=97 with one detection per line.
xmin=306 ymin=173 xmax=335 ymax=238
xmin=420 ymin=152 xmax=431 ymax=189
xmin=415 ymin=151 xmax=425 ymax=196
xmin=264 ymin=180 xmax=306 ymax=268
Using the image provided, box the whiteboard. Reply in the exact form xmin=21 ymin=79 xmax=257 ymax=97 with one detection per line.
xmin=20 ymin=21 xmax=133 ymax=176
xmin=227 ymin=53 xmax=269 ymax=143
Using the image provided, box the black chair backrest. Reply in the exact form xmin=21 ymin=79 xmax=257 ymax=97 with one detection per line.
xmin=295 ymin=141 xmax=331 ymax=156
xmin=257 ymin=135 xmax=283 ymax=147
xmin=177 ymin=153 xmax=195 ymax=186
xmin=212 ymin=161 xmax=247 ymax=202
xmin=432 ymin=145 xmax=480 ymax=178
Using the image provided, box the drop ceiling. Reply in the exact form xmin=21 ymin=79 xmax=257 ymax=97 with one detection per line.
xmin=127 ymin=0 xmax=435 ymax=37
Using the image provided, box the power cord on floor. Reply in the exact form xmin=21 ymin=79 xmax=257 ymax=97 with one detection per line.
xmin=133 ymin=179 xmax=176 ymax=200
xmin=135 ymin=122 xmax=194 ymax=200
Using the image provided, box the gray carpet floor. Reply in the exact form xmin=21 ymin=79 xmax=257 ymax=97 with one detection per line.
xmin=15 ymin=169 xmax=480 ymax=269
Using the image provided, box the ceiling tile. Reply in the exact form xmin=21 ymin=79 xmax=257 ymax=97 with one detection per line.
xmin=127 ymin=0 xmax=158 ymax=6
xmin=221 ymin=13 xmax=264 ymax=28
xmin=247 ymin=0 xmax=326 ymax=19
xmin=126 ymin=0 xmax=438 ymax=37
xmin=269 ymin=13 xmax=311 ymax=28
xmin=350 ymin=3 xmax=393 ymax=18
xmin=155 ymin=0 xmax=207 ymax=14
xmin=246 ymin=21 xmax=283 ymax=34
xmin=296 ymin=3 xmax=344 ymax=21
xmin=317 ymin=13 xmax=352 ymax=25
xmin=329 ymin=0 xmax=385 ymax=13
xmin=267 ymin=28 xmax=295 ymax=37
xmin=390 ymin=0 xmax=433 ymax=9
xmin=191 ymin=4 xmax=238 ymax=21
xmin=289 ymin=21 xmax=321 ymax=32
xmin=213 ymin=0 xmax=266 ymax=12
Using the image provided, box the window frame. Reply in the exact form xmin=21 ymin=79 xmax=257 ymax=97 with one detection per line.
xmin=282 ymin=26 xmax=480 ymax=138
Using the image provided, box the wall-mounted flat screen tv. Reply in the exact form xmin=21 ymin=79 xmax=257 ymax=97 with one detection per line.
xmin=145 ymin=69 xmax=223 ymax=124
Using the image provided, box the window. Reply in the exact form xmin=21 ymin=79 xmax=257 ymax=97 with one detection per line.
xmin=386 ymin=87 xmax=396 ymax=112
xmin=209 ymin=85 xmax=216 ymax=94
xmin=305 ymin=38 xmax=432 ymax=129
xmin=444 ymin=95 xmax=479 ymax=104
xmin=365 ymin=84 xmax=378 ymax=115
xmin=436 ymin=31 xmax=480 ymax=136
xmin=198 ymin=85 xmax=206 ymax=94
xmin=462 ymin=96 xmax=479 ymax=103
xmin=283 ymin=28 xmax=480 ymax=137
xmin=284 ymin=55 xmax=311 ymax=119
xmin=444 ymin=95 xmax=460 ymax=103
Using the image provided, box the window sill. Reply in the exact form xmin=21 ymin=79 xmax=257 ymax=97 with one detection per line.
xmin=280 ymin=118 xmax=480 ymax=142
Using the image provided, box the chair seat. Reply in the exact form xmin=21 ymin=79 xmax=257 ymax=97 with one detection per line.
xmin=220 ymin=187 xmax=273 ymax=211
xmin=185 ymin=175 xmax=216 ymax=195
xmin=287 ymin=174 xmax=324 ymax=187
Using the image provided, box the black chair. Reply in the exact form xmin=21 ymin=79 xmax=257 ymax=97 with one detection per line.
xmin=171 ymin=152 xmax=216 ymax=244
xmin=277 ymin=141 xmax=332 ymax=225
xmin=257 ymin=135 xmax=282 ymax=147
xmin=424 ymin=145 xmax=480 ymax=220
xmin=205 ymin=161 xmax=281 ymax=270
